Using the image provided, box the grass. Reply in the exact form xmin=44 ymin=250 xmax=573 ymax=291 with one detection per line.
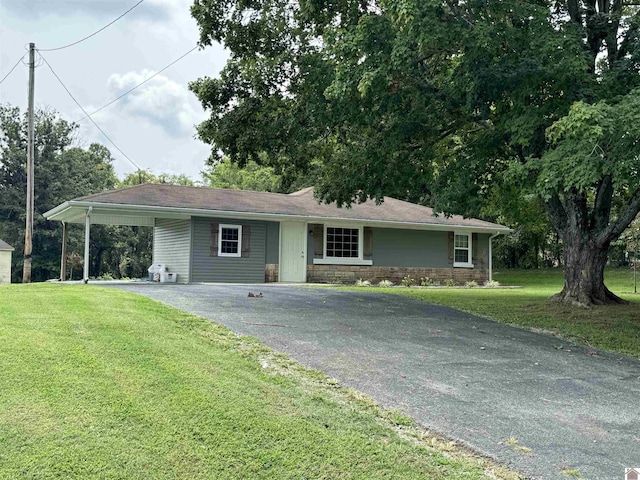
xmin=347 ymin=267 xmax=640 ymax=359
xmin=0 ymin=284 xmax=519 ymax=480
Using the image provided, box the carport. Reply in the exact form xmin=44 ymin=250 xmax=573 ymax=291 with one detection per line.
xmin=44 ymin=201 xmax=156 ymax=282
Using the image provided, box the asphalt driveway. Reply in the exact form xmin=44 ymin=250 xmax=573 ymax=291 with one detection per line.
xmin=109 ymin=283 xmax=640 ymax=479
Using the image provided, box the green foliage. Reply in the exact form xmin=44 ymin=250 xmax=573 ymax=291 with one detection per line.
xmin=118 ymin=170 xmax=195 ymax=187
xmin=203 ymin=157 xmax=282 ymax=192
xmin=621 ymin=216 xmax=640 ymax=254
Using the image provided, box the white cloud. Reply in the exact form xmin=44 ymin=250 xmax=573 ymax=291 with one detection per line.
xmin=1 ymin=0 xmax=224 ymax=181
xmin=107 ymin=69 xmax=204 ymax=137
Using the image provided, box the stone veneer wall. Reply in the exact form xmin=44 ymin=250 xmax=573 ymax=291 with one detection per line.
xmin=306 ymin=265 xmax=488 ymax=285
xmin=265 ymin=264 xmax=279 ymax=282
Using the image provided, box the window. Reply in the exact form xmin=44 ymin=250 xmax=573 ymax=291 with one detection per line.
xmin=454 ymin=232 xmax=473 ymax=267
xmin=312 ymin=225 xmax=372 ymax=265
xmin=326 ymin=227 xmax=360 ymax=258
xmin=218 ymin=224 xmax=242 ymax=257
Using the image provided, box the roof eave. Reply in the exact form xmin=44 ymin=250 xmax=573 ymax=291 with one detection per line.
xmin=44 ymin=200 xmax=511 ymax=233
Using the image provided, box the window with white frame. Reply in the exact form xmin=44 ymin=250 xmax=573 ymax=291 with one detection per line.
xmin=218 ymin=224 xmax=242 ymax=257
xmin=326 ymin=227 xmax=360 ymax=258
xmin=454 ymin=232 xmax=473 ymax=267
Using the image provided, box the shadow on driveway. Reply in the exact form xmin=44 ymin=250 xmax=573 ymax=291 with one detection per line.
xmin=108 ymin=283 xmax=640 ymax=480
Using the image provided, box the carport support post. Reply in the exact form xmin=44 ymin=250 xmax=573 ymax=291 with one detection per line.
xmin=60 ymin=221 xmax=67 ymax=281
xmin=83 ymin=207 xmax=92 ymax=284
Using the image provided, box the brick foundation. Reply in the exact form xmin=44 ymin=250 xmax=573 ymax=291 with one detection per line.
xmin=265 ymin=264 xmax=279 ymax=283
xmin=306 ymin=265 xmax=488 ymax=285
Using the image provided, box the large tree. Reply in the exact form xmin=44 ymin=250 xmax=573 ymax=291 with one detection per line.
xmin=190 ymin=0 xmax=640 ymax=305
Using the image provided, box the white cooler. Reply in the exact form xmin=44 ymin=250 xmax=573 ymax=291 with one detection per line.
xmin=160 ymin=272 xmax=178 ymax=283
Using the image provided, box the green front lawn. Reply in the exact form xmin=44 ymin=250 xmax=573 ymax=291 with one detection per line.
xmin=348 ymin=268 xmax=640 ymax=359
xmin=0 ymin=284 xmax=517 ymax=479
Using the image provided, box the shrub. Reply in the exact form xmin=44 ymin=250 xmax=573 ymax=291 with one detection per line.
xmin=483 ymin=280 xmax=501 ymax=288
xmin=355 ymin=278 xmax=372 ymax=287
xmin=98 ymin=272 xmax=114 ymax=281
xmin=443 ymin=278 xmax=456 ymax=287
xmin=464 ymin=280 xmax=478 ymax=288
xmin=419 ymin=277 xmax=433 ymax=286
xmin=400 ymin=276 xmax=416 ymax=287
xmin=378 ymin=279 xmax=394 ymax=288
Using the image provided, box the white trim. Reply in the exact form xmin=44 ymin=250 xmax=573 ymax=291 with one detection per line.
xmin=453 ymin=231 xmax=474 ymax=268
xmin=324 ymin=225 xmax=364 ymax=262
xmin=218 ymin=224 xmax=242 ymax=257
xmin=83 ymin=207 xmax=92 ymax=283
xmin=313 ymin=258 xmax=373 ymax=266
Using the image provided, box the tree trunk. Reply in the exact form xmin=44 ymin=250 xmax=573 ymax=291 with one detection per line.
xmin=551 ymin=234 xmax=626 ymax=307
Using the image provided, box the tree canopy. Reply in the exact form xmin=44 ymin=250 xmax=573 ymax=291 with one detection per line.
xmin=204 ymin=157 xmax=281 ymax=191
xmin=191 ymin=0 xmax=640 ymax=305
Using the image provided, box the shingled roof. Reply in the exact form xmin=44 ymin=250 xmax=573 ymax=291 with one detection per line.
xmin=45 ymin=184 xmax=509 ymax=232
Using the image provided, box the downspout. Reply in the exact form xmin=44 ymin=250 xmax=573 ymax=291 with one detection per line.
xmin=489 ymin=232 xmax=502 ymax=283
xmin=83 ymin=207 xmax=92 ymax=284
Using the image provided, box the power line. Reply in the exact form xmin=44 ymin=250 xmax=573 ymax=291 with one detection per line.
xmin=77 ymin=45 xmax=199 ymax=121
xmin=35 ymin=44 xmax=200 ymax=143
xmin=0 ymin=53 xmax=27 ymax=85
xmin=38 ymin=52 xmax=142 ymax=171
xmin=38 ymin=0 xmax=145 ymax=52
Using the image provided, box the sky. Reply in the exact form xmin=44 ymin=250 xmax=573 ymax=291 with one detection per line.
xmin=0 ymin=0 xmax=228 ymax=181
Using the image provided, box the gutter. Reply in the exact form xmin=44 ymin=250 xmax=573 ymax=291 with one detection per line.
xmin=44 ymin=200 xmax=512 ymax=234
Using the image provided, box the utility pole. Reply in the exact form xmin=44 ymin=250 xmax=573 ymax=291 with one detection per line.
xmin=23 ymin=43 xmax=35 ymax=283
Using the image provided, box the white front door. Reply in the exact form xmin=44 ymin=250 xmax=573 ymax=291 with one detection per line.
xmin=279 ymin=221 xmax=307 ymax=282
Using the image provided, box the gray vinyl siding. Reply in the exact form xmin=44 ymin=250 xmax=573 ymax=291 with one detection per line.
xmin=305 ymin=226 xmax=449 ymax=267
xmin=265 ymin=221 xmax=280 ymax=264
xmin=475 ymin=233 xmax=490 ymax=269
xmin=191 ymin=217 xmax=267 ymax=283
xmin=305 ymin=226 xmax=489 ymax=268
xmin=373 ymin=229 xmax=449 ymax=267
xmin=153 ymin=218 xmax=192 ymax=283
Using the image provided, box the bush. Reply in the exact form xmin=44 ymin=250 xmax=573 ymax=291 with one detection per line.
xmin=443 ymin=279 xmax=456 ymax=287
xmin=378 ymin=279 xmax=394 ymax=288
xmin=464 ymin=280 xmax=478 ymax=288
xmin=483 ymin=280 xmax=501 ymax=288
xmin=355 ymin=278 xmax=372 ymax=287
xmin=419 ymin=277 xmax=433 ymax=286
xmin=400 ymin=276 xmax=416 ymax=287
